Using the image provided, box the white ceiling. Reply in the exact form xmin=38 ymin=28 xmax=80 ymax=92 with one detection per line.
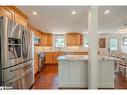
xmin=18 ymin=6 xmax=127 ymax=34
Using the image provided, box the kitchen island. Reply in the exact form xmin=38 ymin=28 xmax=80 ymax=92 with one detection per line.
xmin=58 ymin=55 xmax=116 ymax=88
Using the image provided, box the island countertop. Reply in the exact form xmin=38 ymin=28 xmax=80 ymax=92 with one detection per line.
xmin=58 ymin=55 xmax=119 ymax=61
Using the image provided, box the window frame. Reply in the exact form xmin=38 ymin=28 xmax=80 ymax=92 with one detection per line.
xmin=54 ymin=34 xmax=66 ymax=47
xmin=109 ymin=37 xmax=118 ymax=51
xmin=83 ymin=34 xmax=89 ymax=48
xmin=123 ymin=37 xmax=127 ymax=46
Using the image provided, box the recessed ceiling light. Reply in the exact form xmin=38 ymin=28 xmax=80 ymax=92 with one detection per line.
xmin=72 ymin=10 xmax=76 ymax=15
xmin=32 ymin=11 xmax=38 ymax=15
xmin=104 ymin=10 xmax=110 ymax=14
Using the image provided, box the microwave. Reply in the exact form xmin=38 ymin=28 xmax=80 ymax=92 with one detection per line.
xmin=34 ymin=36 xmax=40 ymax=44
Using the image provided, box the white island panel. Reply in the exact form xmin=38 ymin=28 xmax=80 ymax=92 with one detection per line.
xmin=58 ymin=55 xmax=115 ymax=88
xmin=58 ymin=60 xmax=69 ymax=87
xmin=58 ymin=60 xmax=88 ymax=88
xmin=69 ymin=60 xmax=88 ymax=88
xmin=98 ymin=60 xmax=114 ymax=88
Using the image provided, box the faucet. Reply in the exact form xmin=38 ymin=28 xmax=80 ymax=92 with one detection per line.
xmin=58 ymin=47 xmax=61 ymax=52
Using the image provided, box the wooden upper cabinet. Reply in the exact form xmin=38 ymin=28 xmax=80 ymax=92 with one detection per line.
xmin=41 ymin=33 xmax=53 ymax=46
xmin=0 ymin=7 xmax=14 ymax=20
xmin=47 ymin=33 xmax=53 ymax=46
xmin=67 ymin=33 xmax=82 ymax=46
xmin=27 ymin=23 xmax=53 ymax=46
xmin=67 ymin=34 xmax=74 ymax=46
xmin=0 ymin=6 xmax=28 ymax=27
xmin=75 ymin=34 xmax=82 ymax=45
xmin=11 ymin=6 xmax=28 ymax=26
xmin=41 ymin=33 xmax=48 ymax=46
xmin=14 ymin=12 xmax=27 ymax=27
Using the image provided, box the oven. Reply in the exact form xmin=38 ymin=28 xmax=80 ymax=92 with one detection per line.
xmin=38 ymin=52 xmax=46 ymax=72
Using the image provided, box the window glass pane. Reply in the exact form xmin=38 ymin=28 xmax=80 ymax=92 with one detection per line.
xmin=84 ymin=35 xmax=89 ymax=47
xmin=110 ymin=38 xmax=117 ymax=50
xmin=55 ymin=35 xmax=65 ymax=47
xmin=123 ymin=37 xmax=127 ymax=45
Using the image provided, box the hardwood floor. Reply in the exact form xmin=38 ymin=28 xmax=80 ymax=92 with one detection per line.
xmin=32 ymin=65 xmax=58 ymax=89
xmin=115 ymin=72 xmax=127 ymax=89
xmin=32 ymin=65 xmax=127 ymax=89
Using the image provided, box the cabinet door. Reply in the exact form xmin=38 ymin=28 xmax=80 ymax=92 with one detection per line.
xmin=67 ymin=33 xmax=82 ymax=46
xmin=58 ymin=61 xmax=69 ymax=87
xmin=34 ymin=54 xmax=38 ymax=74
xmin=70 ymin=61 xmax=81 ymax=84
xmin=70 ymin=60 xmax=88 ymax=87
xmin=47 ymin=34 xmax=52 ymax=46
xmin=80 ymin=61 xmax=88 ymax=86
xmin=14 ymin=13 xmax=27 ymax=27
xmin=45 ymin=52 xmax=51 ymax=64
xmin=75 ymin=34 xmax=81 ymax=46
xmin=41 ymin=33 xmax=48 ymax=46
xmin=66 ymin=34 xmax=70 ymax=46
xmin=41 ymin=33 xmax=52 ymax=46
xmin=51 ymin=52 xmax=59 ymax=64
xmin=67 ymin=34 xmax=75 ymax=46
xmin=0 ymin=7 xmax=14 ymax=20
xmin=98 ymin=60 xmax=114 ymax=88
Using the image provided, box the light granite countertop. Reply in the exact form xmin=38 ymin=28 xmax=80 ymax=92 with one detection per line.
xmin=58 ymin=55 xmax=119 ymax=61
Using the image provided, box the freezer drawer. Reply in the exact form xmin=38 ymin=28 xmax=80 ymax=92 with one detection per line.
xmin=3 ymin=59 xmax=33 ymax=83
xmin=6 ymin=68 xmax=34 ymax=89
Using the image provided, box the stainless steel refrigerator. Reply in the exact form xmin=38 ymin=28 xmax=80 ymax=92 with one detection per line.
xmin=0 ymin=16 xmax=34 ymax=89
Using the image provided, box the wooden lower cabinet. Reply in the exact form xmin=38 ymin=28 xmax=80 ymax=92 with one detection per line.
xmin=45 ymin=52 xmax=64 ymax=64
xmin=45 ymin=52 xmax=51 ymax=64
xmin=45 ymin=52 xmax=88 ymax=64
xmin=72 ymin=52 xmax=88 ymax=55
xmin=34 ymin=54 xmax=39 ymax=74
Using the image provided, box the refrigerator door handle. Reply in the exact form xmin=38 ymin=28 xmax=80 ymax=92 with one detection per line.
xmin=22 ymin=30 xmax=27 ymax=59
xmin=10 ymin=62 xmax=31 ymax=72
xmin=24 ymin=30 xmax=28 ymax=58
xmin=22 ymin=30 xmax=25 ymax=59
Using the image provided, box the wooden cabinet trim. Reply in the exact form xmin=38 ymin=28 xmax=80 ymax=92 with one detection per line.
xmin=6 ymin=6 xmax=28 ymax=19
xmin=0 ymin=7 xmax=14 ymax=20
xmin=0 ymin=6 xmax=28 ymax=26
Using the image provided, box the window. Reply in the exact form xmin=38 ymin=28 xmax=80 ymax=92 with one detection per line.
xmin=54 ymin=34 xmax=65 ymax=47
xmin=123 ymin=37 xmax=127 ymax=46
xmin=84 ymin=34 xmax=89 ymax=47
xmin=109 ymin=38 xmax=118 ymax=50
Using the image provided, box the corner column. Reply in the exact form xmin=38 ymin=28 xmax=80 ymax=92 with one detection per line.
xmin=88 ymin=6 xmax=98 ymax=89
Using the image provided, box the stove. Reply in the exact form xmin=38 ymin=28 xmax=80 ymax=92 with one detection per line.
xmin=38 ymin=52 xmax=46 ymax=72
